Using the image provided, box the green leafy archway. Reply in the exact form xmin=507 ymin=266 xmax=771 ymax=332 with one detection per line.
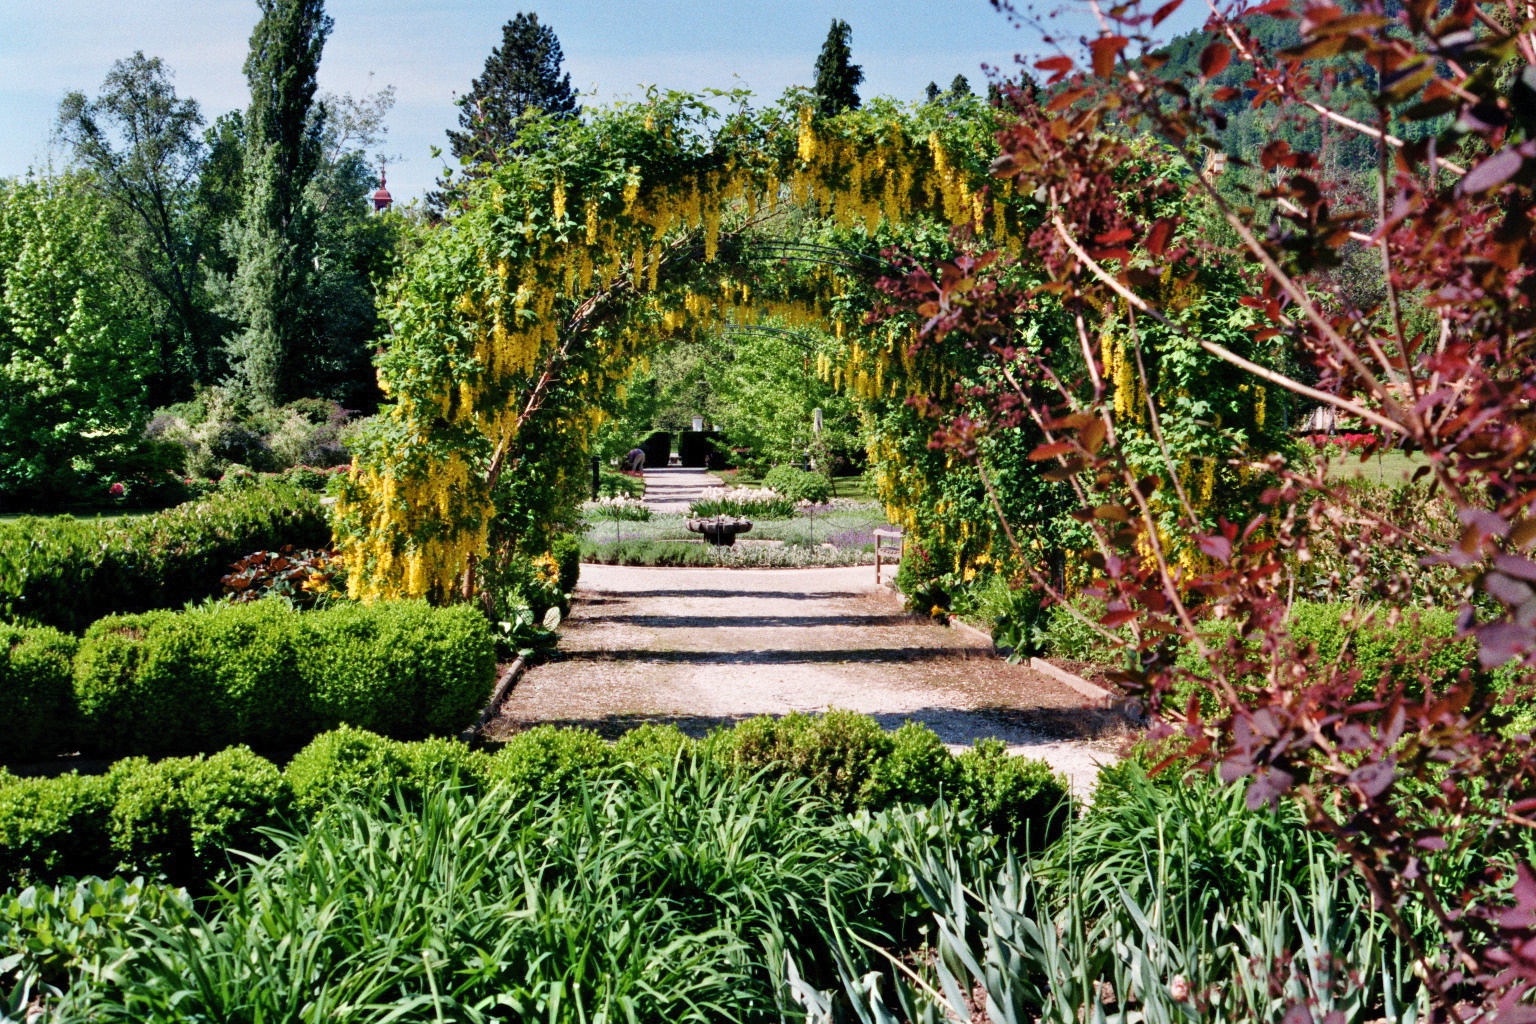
xmin=333 ymin=90 xmax=1287 ymax=605
xmin=333 ymin=92 xmax=1018 ymax=602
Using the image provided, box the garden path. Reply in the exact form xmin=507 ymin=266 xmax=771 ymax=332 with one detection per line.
xmin=640 ymin=466 xmax=723 ymax=513
xmin=487 ymin=564 xmax=1123 ymax=796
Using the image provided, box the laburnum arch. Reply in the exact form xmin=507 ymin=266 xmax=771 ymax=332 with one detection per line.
xmin=333 ymin=91 xmax=1286 ymax=604
xmin=333 ymin=94 xmax=1027 ymax=603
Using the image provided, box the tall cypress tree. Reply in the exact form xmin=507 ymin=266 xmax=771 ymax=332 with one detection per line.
xmin=228 ymin=0 xmax=330 ymax=405
xmin=811 ymin=19 xmax=864 ymax=117
xmin=446 ymin=12 xmax=579 ymax=168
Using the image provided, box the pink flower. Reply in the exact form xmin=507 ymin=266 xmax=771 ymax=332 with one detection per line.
xmin=109 ymin=482 xmax=125 ymax=497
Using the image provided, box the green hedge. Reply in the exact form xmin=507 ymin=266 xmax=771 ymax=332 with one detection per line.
xmin=73 ymin=600 xmax=495 ymax=757
xmin=0 ymin=748 xmax=290 ymax=886
xmin=0 ymin=714 xmax=1072 ymax=888
xmin=0 ymin=625 xmax=78 ymax=762
xmin=0 ymin=481 xmax=331 ymax=634
xmin=1172 ymin=602 xmax=1484 ymax=715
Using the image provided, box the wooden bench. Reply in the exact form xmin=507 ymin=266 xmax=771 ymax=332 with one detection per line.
xmin=873 ymin=528 xmax=905 ymax=585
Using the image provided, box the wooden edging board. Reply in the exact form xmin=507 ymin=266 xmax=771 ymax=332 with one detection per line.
xmin=944 ymin=614 xmax=1114 ymax=704
xmin=462 ymin=655 xmax=527 ymax=740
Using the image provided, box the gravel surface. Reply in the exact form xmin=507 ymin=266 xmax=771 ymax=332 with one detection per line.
xmin=487 ymin=563 xmax=1124 ymax=797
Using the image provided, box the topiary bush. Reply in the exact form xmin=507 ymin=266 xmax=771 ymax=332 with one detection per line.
xmin=106 ymin=748 xmax=292 ymax=881
xmin=550 ymin=533 xmax=582 ymax=594
xmin=762 ymin=465 xmax=832 ymax=505
xmin=0 ymin=624 xmax=79 ymax=763
xmin=72 ymin=600 xmax=495 ymax=757
xmin=487 ymin=725 xmax=618 ymax=798
xmin=957 ymin=738 xmax=1073 ymax=849
xmin=285 ymin=727 xmax=493 ymax=815
xmin=706 ymin=710 xmax=896 ymax=812
xmin=0 ymin=772 xmax=115 ymax=884
xmin=0 ymin=480 xmax=331 ymax=634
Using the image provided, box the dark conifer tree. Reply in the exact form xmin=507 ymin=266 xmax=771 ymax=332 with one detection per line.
xmin=446 ymin=12 xmax=578 ymax=168
xmin=811 ymin=19 xmax=863 ymax=117
xmin=949 ymin=74 xmax=972 ymax=98
xmin=924 ymin=81 xmax=941 ymax=104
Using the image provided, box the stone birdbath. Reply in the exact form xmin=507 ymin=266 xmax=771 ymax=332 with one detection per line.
xmin=686 ymin=516 xmax=753 ymax=546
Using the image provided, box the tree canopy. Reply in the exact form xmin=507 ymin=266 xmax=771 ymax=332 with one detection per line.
xmin=441 ymin=11 xmax=579 ymax=185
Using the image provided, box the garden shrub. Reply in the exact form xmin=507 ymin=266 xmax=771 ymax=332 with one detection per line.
xmin=73 ymin=600 xmax=495 ymax=756
xmin=284 ymin=726 xmax=415 ymax=813
xmin=612 ymin=723 xmax=693 ymax=776
xmin=286 ymin=728 xmax=495 ymax=815
xmin=0 ymin=773 xmax=115 ymax=884
xmin=487 ymin=725 xmax=618 ymax=798
xmin=707 ymin=710 xmax=895 ymax=812
xmin=957 ymin=738 xmax=1072 ymax=848
xmin=550 ymin=532 xmax=582 ymax=594
xmin=106 ymin=747 xmax=291 ymax=880
xmin=870 ymin=721 xmax=962 ymax=807
xmin=763 ymin=465 xmax=832 ymax=504
xmin=598 ymin=467 xmax=644 ymax=498
xmin=1173 ymin=602 xmax=1480 ymax=715
xmin=0 ymin=480 xmax=331 ymax=634
xmin=1 ymin=624 xmax=79 ymax=762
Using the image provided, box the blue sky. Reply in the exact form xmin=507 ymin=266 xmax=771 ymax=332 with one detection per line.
xmin=1 ymin=1 xmax=1190 ymax=203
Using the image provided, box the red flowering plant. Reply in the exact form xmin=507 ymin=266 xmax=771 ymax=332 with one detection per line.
xmin=221 ymin=547 xmax=346 ymax=610
xmin=870 ymin=0 xmax=1536 ymax=1016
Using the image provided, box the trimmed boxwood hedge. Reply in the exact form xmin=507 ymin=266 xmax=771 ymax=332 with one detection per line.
xmin=0 ymin=625 xmax=79 ymax=762
xmin=73 ymin=600 xmax=496 ymax=757
xmin=0 ymin=481 xmax=331 ymax=634
xmin=0 ymin=748 xmax=290 ymax=886
xmin=0 ymin=600 xmax=495 ymax=763
xmin=0 ymin=714 xmax=1075 ymax=888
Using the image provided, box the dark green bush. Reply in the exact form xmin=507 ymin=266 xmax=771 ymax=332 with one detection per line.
xmin=106 ymin=748 xmax=291 ymax=880
xmin=871 ymin=721 xmax=962 ymax=807
xmin=1173 ymin=602 xmax=1477 ymax=715
xmin=285 ymin=727 xmax=493 ymax=814
xmin=487 ymin=725 xmax=618 ymax=797
xmin=763 ymin=465 xmax=832 ymax=504
xmin=550 ymin=533 xmax=582 ymax=594
xmin=612 ymin=723 xmax=693 ymax=776
xmin=0 ymin=481 xmax=331 ymax=634
xmin=1 ymin=625 xmax=79 ymax=762
xmin=707 ymin=710 xmax=896 ymax=812
xmin=73 ymin=600 xmax=495 ymax=757
xmin=0 ymin=750 xmax=290 ymax=888
xmin=0 ymin=773 xmax=115 ymax=884
xmin=957 ymin=738 xmax=1072 ymax=848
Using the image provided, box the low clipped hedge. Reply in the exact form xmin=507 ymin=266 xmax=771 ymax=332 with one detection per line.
xmin=1 ymin=625 xmax=78 ymax=762
xmin=1 ymin=600 xmax=496 ymax=762
xmin=0 ymin=714 xmax=1074 ymax=888
xmin=0 ymin=481 xmax=331 ymax=634
xmin=74 ymin=600 xmax=495 ymax=757
xmin=0 ymin=748 xmax=289 ymax=886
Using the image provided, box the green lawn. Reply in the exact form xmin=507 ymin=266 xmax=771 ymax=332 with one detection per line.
xmin=1317 ymin=450 xmax=1427 ymax=486
xmin=0 ymin=507 xmax=158 ymax=524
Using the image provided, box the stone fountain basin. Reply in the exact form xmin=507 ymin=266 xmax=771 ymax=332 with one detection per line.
xmin=686 ymin=518 xmax=753 ymax=546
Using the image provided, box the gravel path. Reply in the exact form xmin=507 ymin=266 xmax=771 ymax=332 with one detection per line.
xmin=640 ymin=466 xmax=722 ymax=513
xmin=487 ymin=564 xmax=1123 ymax=797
